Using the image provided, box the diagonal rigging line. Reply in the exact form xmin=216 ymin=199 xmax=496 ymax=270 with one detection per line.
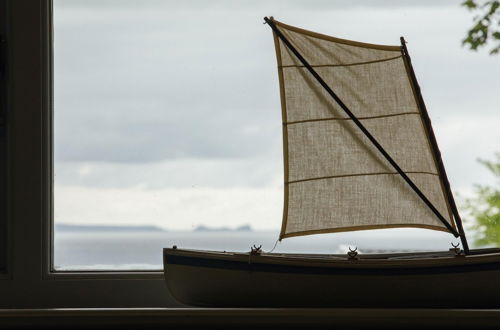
xmin=264 ymin=17 xmax=459 ymax=237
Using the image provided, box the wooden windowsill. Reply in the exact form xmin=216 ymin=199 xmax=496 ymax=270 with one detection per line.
xmin=0 ymin=308 xmax=499 ymax=328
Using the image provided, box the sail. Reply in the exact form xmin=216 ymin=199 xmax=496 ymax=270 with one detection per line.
xmin=271 ymin=19 xmax=457 ymax=239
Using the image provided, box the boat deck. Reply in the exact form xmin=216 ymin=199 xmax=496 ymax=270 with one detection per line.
xmin=165 ymin=247 xmax=500 ymax=269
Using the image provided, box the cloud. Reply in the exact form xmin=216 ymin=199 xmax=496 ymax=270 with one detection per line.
xmin=55 ymin=0 xmax=460 ymax=12
xmin=54 ymin=3 xmax=282 ymax=162
xmin=54 ymin=183 xmax=284 ymax=231
xmin=54 ymin=1 xmax=497 ymax=164
xmin=55 ymin=157 xmax=283 ymax=188
xmin=433 ymin=114 xmax=500 ymax=192
xmin=52 ymin=1 xmax=500 ymax=230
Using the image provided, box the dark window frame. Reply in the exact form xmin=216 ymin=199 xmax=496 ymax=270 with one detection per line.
xmin=0 ymin=0 xmax=176 ymax=308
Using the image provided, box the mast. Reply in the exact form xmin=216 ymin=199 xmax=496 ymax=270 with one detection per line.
xmin=400 ymin=37 xmax=469 ymax=254
xmin=265 ymin=17 xmax=462 ymax=240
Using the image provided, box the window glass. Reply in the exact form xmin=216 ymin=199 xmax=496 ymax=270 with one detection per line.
xmin=54 ymin=0 xmax=499 ymax=271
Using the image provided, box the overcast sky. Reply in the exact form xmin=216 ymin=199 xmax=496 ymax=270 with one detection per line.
xmin=53 ymin=0 xmax=499 ymax=234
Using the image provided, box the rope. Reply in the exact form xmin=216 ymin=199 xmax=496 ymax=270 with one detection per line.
xmin=265 ymin=239 xmax=280 ymax=253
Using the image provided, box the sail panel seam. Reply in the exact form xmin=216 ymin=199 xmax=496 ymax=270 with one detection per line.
xmin=286 ymin=112 xmax=420 ymax=126
xmin=281 ymin=224 xmax=450 ymax=239
xmin=280 ymin=55 xmax=403 ymax=68
xmin=287 ymin=171 xmax=439 ymax=184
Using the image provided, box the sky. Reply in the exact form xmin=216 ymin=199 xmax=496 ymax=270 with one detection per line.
xmin=53 ymin=0 xmax=500 ymax=233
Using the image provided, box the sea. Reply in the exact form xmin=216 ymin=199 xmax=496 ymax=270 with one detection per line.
xmin=53 ymin=228 xmax=468 ymax=270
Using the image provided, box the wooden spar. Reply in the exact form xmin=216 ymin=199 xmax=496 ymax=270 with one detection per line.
xmin=400 ymin=37 xmax=469 ymax=254
xmin=264 ymin=17 xmax=460 ymax=238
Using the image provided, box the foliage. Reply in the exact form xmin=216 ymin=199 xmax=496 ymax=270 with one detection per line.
xmin=464 ymin=153 xmax=500 ymax=246
xmin=462 ymin=0 xmax=500 ymax=54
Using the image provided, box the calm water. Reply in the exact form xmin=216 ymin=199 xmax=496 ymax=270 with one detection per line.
xmin=54 ymin=229 xmax=466 ymax=270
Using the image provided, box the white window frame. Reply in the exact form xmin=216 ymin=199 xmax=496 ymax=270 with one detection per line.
xmin=0 ymin=0 xmax=177 ymax=308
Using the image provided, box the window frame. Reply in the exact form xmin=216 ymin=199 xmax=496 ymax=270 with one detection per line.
xmin=0 ymin=0 xmax=178 ymax=308
xmin=0 ymin=0 xmax=7 ymax=277
xmin=0 ymin=0 xmax=497 ymax=315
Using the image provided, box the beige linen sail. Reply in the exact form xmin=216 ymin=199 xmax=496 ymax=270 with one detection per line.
xmin=271 ymin=20 xmax=456 ymax=240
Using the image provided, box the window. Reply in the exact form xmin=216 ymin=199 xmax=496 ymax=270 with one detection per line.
xmin=0 ymin=0 xmax=173 ymax=308
xmin=52 ymin=0 xmax=284 ymax=271
xmin=0 ymin=0 xmax=498 ymax=309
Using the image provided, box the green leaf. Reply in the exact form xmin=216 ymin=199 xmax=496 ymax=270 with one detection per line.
xmin=464 ymin=155 xmax=500 ymax=246
xmin=462 ymin=0 xmax=500 ymax=55
xmin=463 ymin=0 xmax=478 ymax=9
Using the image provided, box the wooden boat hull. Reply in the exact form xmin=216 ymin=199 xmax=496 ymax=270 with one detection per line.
xmin=163 ymin=248 xmax=500 ymax=308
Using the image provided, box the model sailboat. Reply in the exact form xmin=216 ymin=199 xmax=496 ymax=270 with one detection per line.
xmin=163 ymin=18 xmax=500 ymax=307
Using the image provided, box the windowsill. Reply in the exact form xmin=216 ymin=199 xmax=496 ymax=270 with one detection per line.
xmin=0 ymin=308 xmax=499 ymax=328
xmin=43 ymin=270 xmax=164 ymax=280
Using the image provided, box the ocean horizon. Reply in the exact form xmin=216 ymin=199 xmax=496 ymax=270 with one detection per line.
xmin=53 ymin=228 xmax=472 ymax=271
